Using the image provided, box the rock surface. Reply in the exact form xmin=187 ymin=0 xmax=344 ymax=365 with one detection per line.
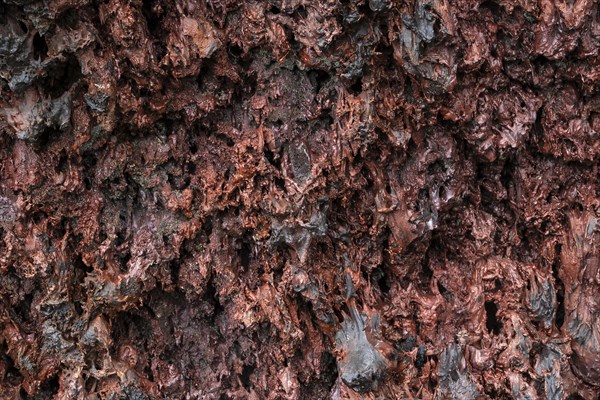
xmin=0 ymin=0 xmax=599 ymax=398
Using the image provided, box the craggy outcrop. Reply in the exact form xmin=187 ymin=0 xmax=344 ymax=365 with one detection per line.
xmin=0 ymin=0 xmax=599 ymax=398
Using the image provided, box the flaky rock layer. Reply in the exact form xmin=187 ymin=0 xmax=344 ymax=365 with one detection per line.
xmin=0 ymin=0 xmax=599 ymax=398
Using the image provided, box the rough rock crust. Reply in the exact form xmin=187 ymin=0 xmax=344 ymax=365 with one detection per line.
xmin=0 ymin=0 xmax=599 ymax=399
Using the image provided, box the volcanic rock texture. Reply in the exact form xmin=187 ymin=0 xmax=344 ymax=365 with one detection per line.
xmin=1 ymin=0 xmax=599 ymax=398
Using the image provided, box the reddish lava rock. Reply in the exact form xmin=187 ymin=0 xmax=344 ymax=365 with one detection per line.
xmin=0 ymin=0 xmax=599 ymax=399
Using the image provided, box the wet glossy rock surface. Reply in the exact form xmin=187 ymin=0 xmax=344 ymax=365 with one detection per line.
xmin=0 ymin=0 xmax=599 ymax=398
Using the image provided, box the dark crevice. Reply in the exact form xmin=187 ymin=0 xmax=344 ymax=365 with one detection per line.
xmin=294 ymin=5 xmax=308 ymax=19
xmin=17 ymin=20 xmax=28 ymax=33
xmin=55 ymin=149 xmax=68 ymax=173
xmin=42 ymin=54 xmax=82 ymax=99
xmin=485 ymin=300 xmax=502 ymax=335
xmin=205 ymin=278 xmax=224 ymax=325
xmin=552 ymin=243 xmax=565 ymax=330
xmin=32 ymin=32 xmax=48 ymax=61
xmin=500 ymin=156 xmax=514 ymax=192
xmin=349 ymin=76 xmax=363 ymax=95
xmin=274 ymin=176 xmax=286 ymax=192
xmin=239 ymin=239 xmax=252 ymax=271
xmin=419 ymin=248 xmax=434 ymax=289
xmin=14 ymin=292 xmax=34 ymax=326
xmin=437 ymin=281 xmax=448 ymax=298
xmin=57 ymin=8 xmax=81 ymax=29
xmin=308 ymin=69 xmax=331 ymax=92
xmin=189 ymin=141 xmax=198 ymax=154
xmin=228 ymin=44 xmax=243 ymax=59
xmin=264 ymin=147 xmax=278 ymax=167
xmin=1 ymin=346 xmax=23 ymax=386
xmin=142 ymin=0 xmax=164 ymax=37
xmin=118 ymin=251 xmax=132 ymax=273
xmin=38 ymin=374 xmax=60 ymax=397
xmin=371 ymin=264 xmax=391 ymax=295
xmin=35 ymin=127 xmax=61 ymax=151
xmin=169 ymin=260 xmax=180 ymax=286
xmin=240 ymin=364 xmax=255 ymax=389
xmin=494 ymin=279 xmax=502 ymax=291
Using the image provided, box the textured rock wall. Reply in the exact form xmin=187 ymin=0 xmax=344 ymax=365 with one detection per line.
xmin=0 ymin=0 xmax=599 ymax=398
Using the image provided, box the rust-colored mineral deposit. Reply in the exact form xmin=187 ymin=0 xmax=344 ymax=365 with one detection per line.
xmin=0 ymin=0 xmax=599 ymax=398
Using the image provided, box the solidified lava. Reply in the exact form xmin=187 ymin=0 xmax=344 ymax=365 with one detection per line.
xmin=0 ymin=0 xmax=599 ymax=399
